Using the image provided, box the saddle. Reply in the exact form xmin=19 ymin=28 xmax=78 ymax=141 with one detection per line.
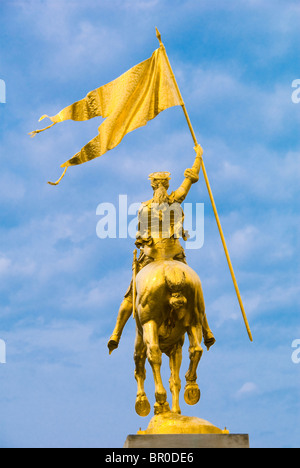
xmin=143 ymin=237 xmax=184 ymax=261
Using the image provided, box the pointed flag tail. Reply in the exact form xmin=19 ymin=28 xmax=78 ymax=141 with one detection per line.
xmin=30 ymin=46 xmax=183 ymax=184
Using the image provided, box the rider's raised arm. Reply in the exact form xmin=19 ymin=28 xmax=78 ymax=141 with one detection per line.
xmin=172 ymin=144 xmax=203 ymax=203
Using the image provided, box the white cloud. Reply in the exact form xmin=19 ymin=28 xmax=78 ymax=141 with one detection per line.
xmin=0 ymin=253 xmax=35 ymax=279
xmin=235 ymin=381 xmax=258 ymax=398
xmin=181 ymin=63 xmax=300 ymax=139
xmin=60 ymin=268 xmax=130 ymax=312
xmin=228 ymin=225 xmax=259 ymax=260
xmin=119 ymin=0 xmax=160 ymax=10
xmin=0 ymin=0 xmax=299 ymax=448
xmin=0 ymin=255 xmax=12 ymax=275
xmin=7 ymin=320 xmax=95 ymax=362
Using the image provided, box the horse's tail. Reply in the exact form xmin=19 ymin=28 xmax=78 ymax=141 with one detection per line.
xmin=164 ymin=264 xmax=187 ymax=310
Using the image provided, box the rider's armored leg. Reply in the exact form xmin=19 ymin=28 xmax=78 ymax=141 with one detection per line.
xmin=108 ymin=296 xmax=132 ymax=354
xmin=108 ymin=253 xmax=153 ymax=354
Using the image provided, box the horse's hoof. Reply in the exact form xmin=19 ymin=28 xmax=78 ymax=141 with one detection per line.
xmin=135 ymin=395 xmax=151 ymax=417
xmin=154 ymin=401 xmax=170 ymax=415
xmin=184 ymin=383 xmax=200 ymax=405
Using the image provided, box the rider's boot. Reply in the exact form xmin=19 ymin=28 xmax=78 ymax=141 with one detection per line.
xmin=108 ymin=297 xmax=133 ymax=354
xmin=202 ymin=313 xmax=216 ymax=350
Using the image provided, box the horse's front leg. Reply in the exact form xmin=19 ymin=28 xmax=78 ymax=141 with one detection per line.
xmin=143 ymin=319 xmax=170 ymax=414
xmin=185 ymin=324 xmax=203 ymax=405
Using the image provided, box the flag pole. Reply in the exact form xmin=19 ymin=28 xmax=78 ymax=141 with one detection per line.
xmin=156 ymin=28 xmax=253 ymax=342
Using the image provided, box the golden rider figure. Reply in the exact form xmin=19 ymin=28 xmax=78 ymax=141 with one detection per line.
xmin=108 ymin=144 xmax=215 ymax=354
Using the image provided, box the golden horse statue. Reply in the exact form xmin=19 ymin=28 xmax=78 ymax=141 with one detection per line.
xmin=133 ymin=258 xmax=208 ymax=417
xmin=107 ymin=146 xmax=216 ymax=420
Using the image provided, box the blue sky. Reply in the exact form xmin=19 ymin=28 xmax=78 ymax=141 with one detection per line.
xmin=0 ymin=0 xmax=299 ymax=448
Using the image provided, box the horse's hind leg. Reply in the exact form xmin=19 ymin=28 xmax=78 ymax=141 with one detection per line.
xmin=168 ymin=342 xmax=183 ymax=414
xmin=134 ymin=328 xmax=150 ymax=417
xmin=185 ymin=324 xmax=203 ymax=405
xmin=143 ymin=319 xmax=170 ymax=414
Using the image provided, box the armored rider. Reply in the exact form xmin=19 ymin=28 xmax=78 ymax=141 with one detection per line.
xmin=108 ymin=144 xmax=215 ymax=353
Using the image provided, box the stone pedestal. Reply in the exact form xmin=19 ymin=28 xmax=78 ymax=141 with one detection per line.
xmin=124 ymin=412 xmax=249 ymax=448
xmin=124 ymin=433 xmax=249 ymax=448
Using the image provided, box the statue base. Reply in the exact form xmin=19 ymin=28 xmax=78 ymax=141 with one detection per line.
xmin=136 ymin=412 xmax=229 ymax=435
xmin=124 ymin=433 xmax=249 ymax=448
xmin=124 ymin=412 xmax=249 ymax=448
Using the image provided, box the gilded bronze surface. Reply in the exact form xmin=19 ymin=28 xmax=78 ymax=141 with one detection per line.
xmin=32 ymin=27 xmax=252 ymax=435
xmin=30 ymin=42 xmax=182 ymax=184
xmin=109 ymin=145 xmax=218 ymax=429
xmin=137 ymin=413 xmax=229 ymax=435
